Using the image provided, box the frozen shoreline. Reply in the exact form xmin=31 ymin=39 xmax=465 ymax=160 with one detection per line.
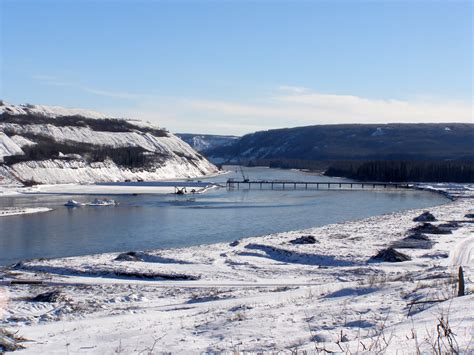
xmin=0 ymin=169 xmax=228 ymax=197
xmin=0 ymin=185 xmax=473 ymax=353
xmin=0 ymin=207 xmax=52 ymax=218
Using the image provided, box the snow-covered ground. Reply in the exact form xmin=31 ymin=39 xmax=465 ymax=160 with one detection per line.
xmin=0 ymin=186 xmax=473 ymax=353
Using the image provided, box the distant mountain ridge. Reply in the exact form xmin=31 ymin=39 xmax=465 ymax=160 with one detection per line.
xmin=0 ymin=102 xmax=218 ymax=185
xmin=204 ymin=123 xmax=474 ymax=162
xmin=177 ymin=133 xmax=239 ymax=152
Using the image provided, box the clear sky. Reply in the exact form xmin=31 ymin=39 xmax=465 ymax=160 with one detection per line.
xmin=1 ymin=0 xmax=472 ymax=135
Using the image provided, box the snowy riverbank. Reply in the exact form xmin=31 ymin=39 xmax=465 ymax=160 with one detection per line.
xmin=0 ymin=181 xmax=221 ymax=197
xmin=0 ymin=168 xmax=228 ymax=198
xmin=0 ymin=207 xmax=52 ymax=218
xmin=0 ymin=186 xmax=473 ymax=353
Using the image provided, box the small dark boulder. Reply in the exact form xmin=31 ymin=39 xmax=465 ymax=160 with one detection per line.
xmin=370 ymin=248 xmax=411 ymax=262
xmin=115 ymin=251 xmax=143 ymax=261
xmin=290 ymin=235 xmax=318 ymax=245
xmin=30 ymin=290 xmax=69 ymax=303
xmin=413 ymin=211 xmax=436 ymax=222
xmin=410 ymin=223 xmax=451 ymax=235
xmin=229 ymin=240 xmax=240 ymax=247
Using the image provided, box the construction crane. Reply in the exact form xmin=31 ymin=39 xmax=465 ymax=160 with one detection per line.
xmin=239 ymin=164 xmax=249 ymax=182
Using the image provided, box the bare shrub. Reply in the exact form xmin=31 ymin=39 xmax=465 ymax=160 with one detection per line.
xmin=0 ymin=328 xmax=26 ymax=351
xmin=424 ymin=307 xmax=459 ymax=354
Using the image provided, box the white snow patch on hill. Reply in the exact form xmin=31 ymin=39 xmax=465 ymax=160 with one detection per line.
xmin=371 ymin=127 xmax=385 ymax=136
xmin=10 ymin=135 xmax=36 ymax=147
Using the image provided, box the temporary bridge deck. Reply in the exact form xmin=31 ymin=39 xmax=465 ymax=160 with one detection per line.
xmin=226 ymin=180 xmax=412 ymax=190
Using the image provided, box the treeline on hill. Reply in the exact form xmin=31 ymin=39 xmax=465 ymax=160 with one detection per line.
xmin=241 ymin=159 xmax=474 ymax=182
xmin=0 ymin=112 xmax=168 ymax=137
xmin=3 ymin=134 xmax=162 ymax=169
xmin=324 ymin=160 xmax=474 ymax=183
xmin=246 ymin=159 xmax=330 ymax=172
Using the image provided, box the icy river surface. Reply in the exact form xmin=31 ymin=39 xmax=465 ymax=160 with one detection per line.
xmin=0 ymin=166 xmax=448 ymax=265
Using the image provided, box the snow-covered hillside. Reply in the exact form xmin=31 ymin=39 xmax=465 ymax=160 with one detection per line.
xmin=205 ymin=123 xmax=474 ymax=162
xmin=0 ymin=102 xmax=110 ymax=119
xmin=0 ymin=102 xmax=218 ymax=184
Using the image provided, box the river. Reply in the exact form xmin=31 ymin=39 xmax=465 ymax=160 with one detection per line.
xmin=0 ymin=166 xmax=448 ymax=265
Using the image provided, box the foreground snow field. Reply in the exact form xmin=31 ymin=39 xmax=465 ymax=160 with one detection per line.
xmin=0 ymin=187 xmax=473 ymax=353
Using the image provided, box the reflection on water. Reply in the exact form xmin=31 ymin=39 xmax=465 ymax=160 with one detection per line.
xmin=0 ymin=167 xmax=448 ymax=265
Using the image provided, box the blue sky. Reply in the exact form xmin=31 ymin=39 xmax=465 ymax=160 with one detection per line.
xmin=1 ymin=0 xmax=472 ymax=135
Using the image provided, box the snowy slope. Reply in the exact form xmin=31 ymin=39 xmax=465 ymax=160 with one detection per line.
xmin=0 ymin=102 xmax=218 ymax=184
xmin=0 ymin=102 xmax=110 ymax=119
xmin=0 ymin=132 xmax=24 ymax=163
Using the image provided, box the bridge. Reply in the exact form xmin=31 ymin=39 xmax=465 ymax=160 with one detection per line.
xmin=226 ymin=179 xmax=412 ymax=190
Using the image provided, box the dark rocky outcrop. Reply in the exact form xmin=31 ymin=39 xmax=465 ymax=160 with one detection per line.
xmin=413 ymin=211 xmax=436 ymax=222
xmin=115 ymin=251 xmax=143 ymax=262
xmin=369 ymin=248 xmax=411 ymax=262
xmin=289 ymin=235 xmax=318 ymax=245
xmin=30 ymin=290 xmax=70 ymax=303
xmin=114 ymin=251 xmax=193 ymax=264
